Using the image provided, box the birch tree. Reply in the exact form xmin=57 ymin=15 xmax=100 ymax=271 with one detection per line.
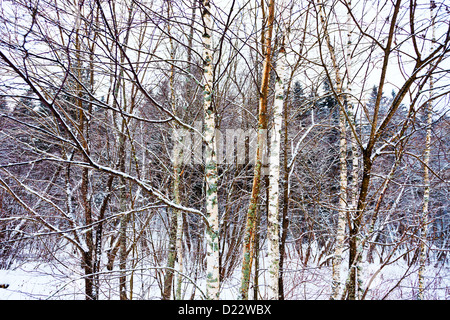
xmin=418 ymin=0 xmax=436 ymax=300
xmin=201 ymin=0 xmax=220 ymax=300
xmin=267 ymin=4 xmax=289 ymax=299
xmin=315 ymin=0 xmax=349 ymax=299
xmin=240 ymin=0 xmax=276 ymax=300
xmin=1 ymin=0 xmax=449 ymax=301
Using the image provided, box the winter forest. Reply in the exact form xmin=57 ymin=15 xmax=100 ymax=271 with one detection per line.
xmin=0 ymin=0 xmax=449 ymax=301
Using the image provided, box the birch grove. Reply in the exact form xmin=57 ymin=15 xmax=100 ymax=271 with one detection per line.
xmin=0 ymin=0 xmax=449 ymax=301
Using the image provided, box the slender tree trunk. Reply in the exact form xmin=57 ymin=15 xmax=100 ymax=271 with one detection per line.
xmin=253 ymin=205 xmax=260 ymax=300
xmin=278 ymin=95 xmax=290 ymax=300
xmin=201 ymin=0 xmax=220 ymax=300
xmin=175 ymin=184 xmax=184 ymax=300
xmin=174 ymin=1 xmax=197 ymax=300
xmin=240 ymin=0 xmax=275 ymax=300
xmin=267 ymin=38 xmax=287 ymax=300
xmin=162 ymin=3 xmax=178 ymax=300
xmin=172 ymin=130 xmax=184 ymax=300
xmin=75 ymin=14 xmax=97 ymax=299
xmin=118 ymin=194 xmax=129 ymax=300
xmin=162 ymin=209 xmax=178 ymax=300
xmin=346 ymin=154 xmax=371 ymax=299
xmin=117 ymin=121 xmax=129 ymax=300
xmin=345 ymin=0 xmax=362 ymax=299
xmin=418 ymin=0 xmax=435 ymax=300
xmin=105 ymin=2 xmax=135 ymax=300
xmin=332 ymin=104 xmax=348 ymax=300
xmin=346 ymin=0 xmax=359 ymax=227
xmin=117 ymin=83 xmax=131 ymax=301
xmin=316 ymin=0 xmax=348 ymax=300
xmin=88 ymin=12 xmax=102 ymax=299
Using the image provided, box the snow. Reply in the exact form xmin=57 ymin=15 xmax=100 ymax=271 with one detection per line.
xmin=0 ymin=264 xmax=85 ymax=300
xmin=1 ymin=245 xmax=449 ymax=300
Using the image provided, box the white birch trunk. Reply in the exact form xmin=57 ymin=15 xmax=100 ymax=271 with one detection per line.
xmin=418 ymin=84 xmax=432 ymax=301
xmin=202 ymin=0 xmax=220 ymax=300
xmin=333 ymin=97 xmax=348 ymax=299
xmin=345 ymin=0 xmax=362 ymax=299
xmin=418 ymin=0 xmax=435 ymax=299
xmin=346 ymin=0 xmax=358 ymax=215
xmin=172 ymin=137 xmax=184 ymax=300
xmin=317 ymin=0 xmax=348 ymax=299
xmin=175 ymin=202 xmax=184 ymax=299
xmin=172 ymin=126 xmax=184 ymax=299
xmin=267 ymin=41 xmax=287 ymax=300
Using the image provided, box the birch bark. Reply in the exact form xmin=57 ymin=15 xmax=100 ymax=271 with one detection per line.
xmin=163 ymin=8 xmax=178 ymax=299
xmin=175 ymin=184 xmax=184 ymax=300
xmin=344 ymin=0 xmax=362 ymax=299
xmin=345 ymin=0 xmax=358 ymax=216
xmin=316 ymin=0 xmax=348 ymax=300
xmin=267 ymin=37 xmax=287 ymax=300
xmin=418 ymin=0 xmax=435 ymax=300
xmin=240 ymin=0 xmax=275 ymax=300
xmin=202 ymin=0 xmax=220 ymax=300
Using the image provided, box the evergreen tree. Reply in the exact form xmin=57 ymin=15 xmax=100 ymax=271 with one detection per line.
xmin=316 ymin=78 xmax=338 ymax=123
xmin=292 ymin=81 xmax=306 ymax=109
xmin=14 ymin=88 xmax=36 ymax=116
xmin=0 ymin=96 xmax=7 ymax=111
xmin=291 ymin=81 xmax=309 ymax=125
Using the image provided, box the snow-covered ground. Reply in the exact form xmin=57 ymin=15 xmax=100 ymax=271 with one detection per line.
xmin=0 ymin=264 xmax=85 ymax=299
xmin=1 ymin=247 xmax=449 ymax=300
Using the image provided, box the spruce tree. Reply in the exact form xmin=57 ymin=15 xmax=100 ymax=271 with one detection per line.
xmin=14 ymin=88 xmax=36 ymax=116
